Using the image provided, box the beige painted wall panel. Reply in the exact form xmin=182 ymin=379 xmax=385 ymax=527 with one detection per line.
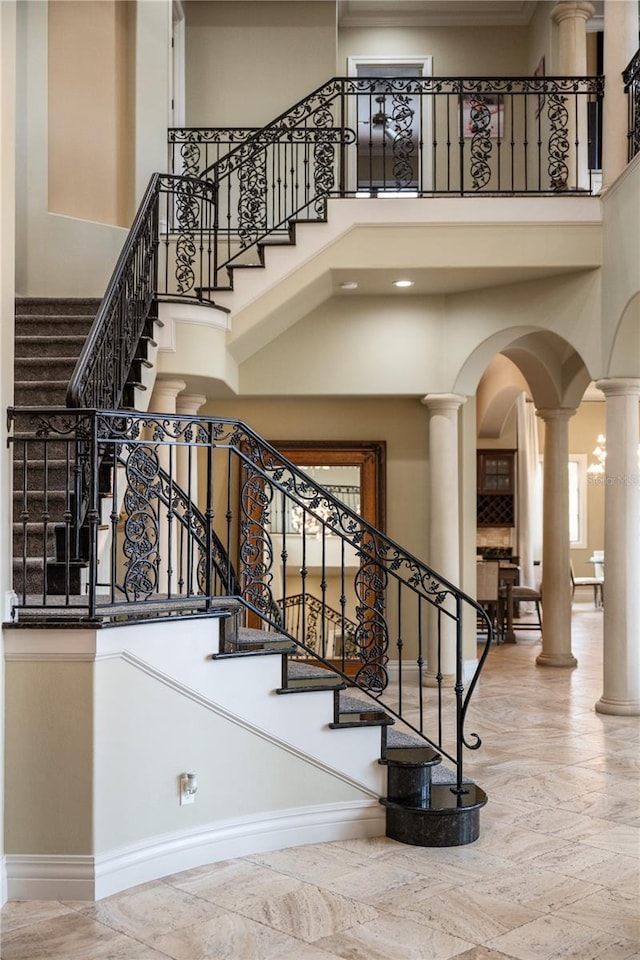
xmin=94 ymin=656 xmax=369 ymax=853
xmin=0 ymin=0 xmax=17 ymax=904
xmin=601 ymin=162 xmax=640 ymax=377
xmin=202 ymin=396 xmax=430 ymax=575
xmin=185 ymin=1 xmax=336 ymax=126
xmin=5 ymin=662 xmax=94 ymax=854
xmin=236 ymin=271 xmax=601 ymax=401
xmin=48 ymin=0 xmax=133 ymax=227
xmin=338 ymin=24 xmax=528 ymax=75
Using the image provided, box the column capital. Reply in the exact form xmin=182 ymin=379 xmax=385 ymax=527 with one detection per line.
xmin=595 ymin=378 xmax=640 ymax=399
xmin=551 ymin=1 xmax=595 ymax=25
xmin=535 ymin=407 xmax=577 ymax=423
xmin=176 ymin=393 xmax=207 ymax=417
xmin=148 ymin=379 xmax=187 ymax=415
xmin=421 ymin=393 xmax=468 ymax=412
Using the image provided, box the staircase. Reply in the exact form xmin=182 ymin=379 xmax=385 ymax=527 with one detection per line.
xmin=217 ymin=611 xmax=487 ymax=847
xmin=12 ymin=298 xmax=100 ymax=598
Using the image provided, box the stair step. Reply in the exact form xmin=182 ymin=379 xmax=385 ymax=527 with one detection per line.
xmin=15 ymin=297 xmax=101 ymax=316
xmin=381 ymin=783 xmax=488 ymax=847
xmin=380 ymin=746 xmax=442 ymax=767
xmin=329 ymin=709 xmax=394 ymax=729
xmin=15 ymin=357 xmax=78 ymax=380
xmin=15 ymin=316 xmax=95 ymax=338
xmin=279 ymin=676 xmax=346 ymax=692
xmin=15 ymin=335 xmax=87 ymax=358
xmin=14 ymin=381 xmax=69 ymax=404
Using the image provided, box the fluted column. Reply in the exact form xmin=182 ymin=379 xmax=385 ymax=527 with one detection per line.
xmin=536 ymin=407 xmax=577 ymax=667
xmin=602 ymin=0 xmax=639 ymax=189
xmin=175 ymin=393 xmax=207 ymax=596
xmin=551 ymin=1 xmax=595 ymax=190
xmin=421 ymin=394 xmax=467 ymax=682
xmin=147 ymin=379 xmax=186 ymax=597
xmin=595 ymin=379 xmax=640 ymax=715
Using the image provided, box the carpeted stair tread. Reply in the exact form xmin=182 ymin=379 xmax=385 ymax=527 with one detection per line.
xmin=15 ymin=297 xmax=102 ymax=316
xmin=15 ymin=335 xmax=87 ymax=358
xmin=15 ymin=357 xmax=79 ymax=376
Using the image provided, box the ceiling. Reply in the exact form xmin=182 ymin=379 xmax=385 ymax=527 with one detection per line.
xmin=330 ymin=265 xmax=592 ymax=298
xmin=338 ymin=1 xmax=539 ymax=28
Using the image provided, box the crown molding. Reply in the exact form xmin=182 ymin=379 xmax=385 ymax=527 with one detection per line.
xmin=338 ymin=1 xmax=538 ymax=28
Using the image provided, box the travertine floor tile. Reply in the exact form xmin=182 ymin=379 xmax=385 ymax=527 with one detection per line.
xmin=2 ymin=605 xmax=637 ymax=960
xmin=314 ymin=911 xmax=473 ymax=960
xmin=0 ymin=910 xmax=172 ymax=960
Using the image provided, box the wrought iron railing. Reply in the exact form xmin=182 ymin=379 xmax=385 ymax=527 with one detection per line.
xmin=167 ymin=76 xmax=603 ymax=291
xmin=624 ymin=49 xmax=640 ymax=160
xmin=66 ymin=173 xmax=219 ymax=409
xmin=281 ymin=593 xmax=359 ymax=660
xmin=8 ymin=406 xmax=493 ymax=787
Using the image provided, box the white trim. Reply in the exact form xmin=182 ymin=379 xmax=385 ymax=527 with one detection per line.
xmin=6 ymin=802 xmax=384 ymax=901
xmin=171 ymin=2 xmax=186 ymax=129
xmin=0 ymin=855 xmax=7 ymax=907
xmin=6 ymin=855 xmax=96 ymax=902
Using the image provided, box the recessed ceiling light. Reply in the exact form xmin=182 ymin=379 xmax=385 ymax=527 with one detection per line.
xmin=340 ymin=281 xmax=359 ymax=290
xmin=393 ymin=279 xmax=414 ymax=288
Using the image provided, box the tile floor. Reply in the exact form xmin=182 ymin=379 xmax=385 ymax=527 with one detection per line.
xmin=2 ymin=600 xmax=639 ymax=960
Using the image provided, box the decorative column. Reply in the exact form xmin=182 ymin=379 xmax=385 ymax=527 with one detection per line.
xmin=421 ymin=394 xmax=467 ymax=683
xmin=536 ymin=407 xmax=577 ymax=667
xmin=551 ymin=1 xmax=595 ymax=190
xmin=602 ymin=0 xmax=639 ymax=189
xmin=595 ymin=379 xmax=640 ymax=715
xmin=175 ymin=392 xmax=207 ymax=596
xmin=147 ymin=379 xmax=186 ymax=597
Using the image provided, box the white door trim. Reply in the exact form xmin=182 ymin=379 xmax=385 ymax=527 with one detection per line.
xmin=346 ymin=56 xmax=433 ymax=194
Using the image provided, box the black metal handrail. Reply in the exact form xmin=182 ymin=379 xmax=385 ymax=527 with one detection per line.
xmin=166 ymin=76 xmax=604 ymax=292
xmin=8 ymin=406 xmax=493 ymax=790
xmin=66 ymin=173 xmax=218 ymax=410
xmin=623 ymin=48 xmax=640 ymax=160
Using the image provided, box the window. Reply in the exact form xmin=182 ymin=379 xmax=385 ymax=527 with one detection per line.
xmin=569 ymin=455 xmax=587 ymax=547
xmin=537 ymin=454 xmax=587 ymax=547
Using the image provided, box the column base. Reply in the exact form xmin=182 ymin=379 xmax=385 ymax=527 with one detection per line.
xmin=536 ymin=652 xmax=578 ymax=668
xmin=595 ymin=697 xmax=640 ymax=717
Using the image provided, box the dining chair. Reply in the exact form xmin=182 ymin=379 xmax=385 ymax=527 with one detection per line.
xmin=570 ymin=562 xmax=603 ymax=608
xmin=476 ymin=559 xmax=503 ymax=642
xmin=499 ymin=580 xmax=543 ymax=634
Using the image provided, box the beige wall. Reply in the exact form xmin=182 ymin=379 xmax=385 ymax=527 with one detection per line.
xmin=203 ymin=395 xmax=430 ymax=570
xmin=185 ymin=1 xmax=337 ymax=126
xmin=4 ymin=662 xmax=94 ymax=854
xmin=337 ymin=24 xmax=528 ymax=75
xmin=48 ymin=0 xmax=134 ymax=227
xmin=0 ymin=0 xmax=16 ymax=906
xmin=16 ymin=0 xmax=171 ymax=297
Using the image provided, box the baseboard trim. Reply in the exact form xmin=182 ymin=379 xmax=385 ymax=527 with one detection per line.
xmin=5 ymin=855 xmax=96 ymax=901
xmin=6 ymin=800 xmax=385 ymax=902
xmin=0 ymin=854 xmax=7 ymax=907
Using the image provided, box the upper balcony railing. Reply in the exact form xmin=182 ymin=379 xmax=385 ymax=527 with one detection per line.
xmin=170 ymin=77 xmax=603 ymax=197
xmin=167 ymin=76 xmax=603 ymax=290
xmin=624 ymin=48 xmax=640 ymax=161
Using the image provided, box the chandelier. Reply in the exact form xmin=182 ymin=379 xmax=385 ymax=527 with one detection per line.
xmin=587 ymin=434 xmax=640 ymax=474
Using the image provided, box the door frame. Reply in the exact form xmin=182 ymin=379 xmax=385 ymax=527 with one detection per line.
xmin=346 ymin=56 xmax=433 ymax=195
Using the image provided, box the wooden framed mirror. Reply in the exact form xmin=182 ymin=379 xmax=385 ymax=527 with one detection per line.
xmin=268 ymin=441 xmax=386 ymax=672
